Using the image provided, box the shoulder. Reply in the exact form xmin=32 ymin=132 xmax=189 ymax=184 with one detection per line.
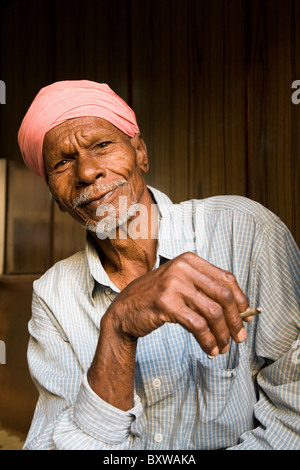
xmin=177 ymin=195 xmax=284 ymax=240
xmin=187 ymin=195 xmax=279 ymax=225
xmin=175 ymin=195 xmax=298 ymax=264
xmin=33 ymin=249 xmax=88 ymax=299
xmin=150 ymin=186 xmax=279 ymax=227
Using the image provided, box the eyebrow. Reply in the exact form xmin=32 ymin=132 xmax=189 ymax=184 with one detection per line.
xmin=51 ymin=130 xmax=117 ymax=158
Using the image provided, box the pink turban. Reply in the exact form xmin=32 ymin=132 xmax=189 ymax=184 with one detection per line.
xmin=18 ymin=80 xmax=140 ymax=184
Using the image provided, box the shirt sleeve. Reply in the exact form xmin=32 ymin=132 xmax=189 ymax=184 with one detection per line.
xmin=23 ymin=293 xmax=144 ymax=450
xmin=229 ymin=219 xmax=300 ymax=449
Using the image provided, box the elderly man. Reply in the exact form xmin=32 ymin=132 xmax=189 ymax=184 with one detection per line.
xmin=18 ymin=80 xmax=300 ymax=450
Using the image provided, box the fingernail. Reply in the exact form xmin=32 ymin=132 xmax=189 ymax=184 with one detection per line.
xmin=209 ymin=346 xmax=219 ymax=357
xmin=220 ymin=344 xmax=230 ymax=354
xmin=244 ymin=315 xmax=253 ymax=322
xmin=237 ymin=328 xmax=247 ymax=342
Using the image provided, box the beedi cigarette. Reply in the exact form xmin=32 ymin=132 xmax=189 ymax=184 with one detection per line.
xmin=207 ymin=308 xmax=262 ymax=359
xmin=240 ymin=307 xmax=262 ymax=319
xmin=207 ymin=307 xmax=262 ymax=359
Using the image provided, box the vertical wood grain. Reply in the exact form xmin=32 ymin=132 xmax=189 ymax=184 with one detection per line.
xmin=247 ymin=0 xmax=294 ymax=233
xmin=51 ymin=0 xmax=130 ymax=100
xmin=0 ymin=0 xmax=53 ymax=273
xmin=5 ymin=162 xmax=51 ymax=273
xmin=130 ymin=0 xmax=190 ymax=203
xmin=222 ymin=0 xmax=248 ymax=197
xmin=0 ymin=0 xmax=299 ymax=276
xmin=0 ymin=275 xmax=39 ymax=433
xmin=188 ymin=0 xmax=223 ymax=199
xmin=292 ymin=0 xmax=300 ymax=246
xmin=0 ymin=159 xmax=6 ymax=274
xmin=0 ymin=0 xmax=54 ymax=160
xmin=188 ymin=0 xmax=247 ymax=200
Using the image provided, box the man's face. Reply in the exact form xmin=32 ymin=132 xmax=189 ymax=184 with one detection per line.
xmin=43 ymin=116 xmax=149 ymax=234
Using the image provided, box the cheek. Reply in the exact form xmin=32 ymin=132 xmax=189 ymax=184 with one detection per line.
xmin=48 ymin=176 xmax=72 ymax=209
xmin=106 ymin=158 xmax=145 ymax=204
xmin=107 ymin=152 xmax=135 ymax=179
xmin=108 ymin=145 xmax=143 ymax=181
xmin=108 ymin=159 xmax=145 ymax=195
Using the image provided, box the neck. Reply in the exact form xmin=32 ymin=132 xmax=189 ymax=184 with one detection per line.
xmin=91 ymin=188 xmax=159 ymax=289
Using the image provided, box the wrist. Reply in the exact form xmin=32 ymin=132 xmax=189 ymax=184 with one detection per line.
xmin=87 ymin=307 xmax=137 ymax=411
xmin=101 ymin=301 xmax=138 ymax=345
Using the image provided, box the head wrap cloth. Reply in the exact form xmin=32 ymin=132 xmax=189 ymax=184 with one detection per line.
xmin=18 ymin=80 xmax=140 ymax=184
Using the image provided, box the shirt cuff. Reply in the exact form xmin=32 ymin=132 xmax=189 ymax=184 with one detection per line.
xmin=74 ymin=373 xmax=143 ymax=444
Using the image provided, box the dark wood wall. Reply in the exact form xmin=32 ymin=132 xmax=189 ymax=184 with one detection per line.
xmin=0 ymin=0 xmax=299 ymax=435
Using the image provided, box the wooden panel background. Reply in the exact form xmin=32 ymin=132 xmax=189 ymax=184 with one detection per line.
xmin=0 ymin=0 xmax=299 ymax=435
xmin=0 ymin=0 xmax=299 ymax=275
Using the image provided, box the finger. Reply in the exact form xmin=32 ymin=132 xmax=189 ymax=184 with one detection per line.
xmin=217 ymin=269 xmax=249 ymax=312
xmin=182 ymin=268 xmax=246 ymax=343
xmin=180 ymin=253 xmax=249 ymax=311
xmin=182 ymin=287 xmax=231 ymax=353
xmin=208 ymin=268 xmax=248 ymax=341
xmin=178 ymin=255 xmax=248 ymax=342
xmin=176 ymin=305 xmax=219 ymax=356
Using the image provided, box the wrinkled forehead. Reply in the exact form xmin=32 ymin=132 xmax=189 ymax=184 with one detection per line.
xmin=43 ymin=116 xmax=130 ymax=157
xmin=44 ymin=116 xmax=118 ymax=143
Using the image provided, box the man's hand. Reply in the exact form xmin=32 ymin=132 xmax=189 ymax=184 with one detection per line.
xmin=104 ymin=251 xmax=248 ymax=356
xmin=88 ymin=252 xmax=249 ymax=411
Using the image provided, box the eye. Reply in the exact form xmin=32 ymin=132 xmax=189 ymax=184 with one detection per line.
xmin=95 ymin=141 xmax=111 ymax=149
xmin=54 ymin=159 xmax=69 ymax=169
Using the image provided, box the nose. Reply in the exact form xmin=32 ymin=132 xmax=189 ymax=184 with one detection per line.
xmin=75 ymin=153 xmax=106 ymax=185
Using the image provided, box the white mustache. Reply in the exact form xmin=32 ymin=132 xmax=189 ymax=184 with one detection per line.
xmin=72 ymin=179 xmax=128 ymax=209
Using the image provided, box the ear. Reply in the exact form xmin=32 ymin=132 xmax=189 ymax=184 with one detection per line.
xmin=131 ymin=134 xmax=149 ymax=173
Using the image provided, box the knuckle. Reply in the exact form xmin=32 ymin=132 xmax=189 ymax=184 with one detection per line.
xmin=177 ymin=252 xmax=197 ymax=266
xmin=206 ymin=303 xmax=223 ymax=320
xmin=229 ymin=314 xmax=243 ymax=331
xmin=170 ymin=252 xmax=198 ymax=274
xmin=156 ymin=293 xmax=172 ymax=313
xmin=221 ymin=270 xmax=237 ymax=285
xmin=237 ymin=295 xmax=249 ymax=310
xmin=182 ymin=251 xmax=197 ymax=261
xmin=219 ymin=285 xmax=234 ymax=304
xmin=185 ymin=313 xmax=206 ymax=332
xmin=164 ymin=274 xmax=181 ymax=293
xmin=172 ymin=258 xmax=187 ymax=271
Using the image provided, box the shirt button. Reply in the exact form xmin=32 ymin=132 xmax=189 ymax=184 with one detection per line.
xmin=105 ymin=287 xmax=111 ymax=295
xmin=154 ymin=433 xmax=163 ymax=443
xmin=152 ymin=378 xmax=162 ymax=388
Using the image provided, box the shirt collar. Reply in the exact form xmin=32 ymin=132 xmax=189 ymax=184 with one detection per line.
xmin=85 ymin=232 xmax=119 ymax=296
xmin=147 ymin=186 xmax=187 ymax=260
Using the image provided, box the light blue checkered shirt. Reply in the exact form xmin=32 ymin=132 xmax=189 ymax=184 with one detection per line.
xmin=24 ymin=187 xmax=300 ymax=450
